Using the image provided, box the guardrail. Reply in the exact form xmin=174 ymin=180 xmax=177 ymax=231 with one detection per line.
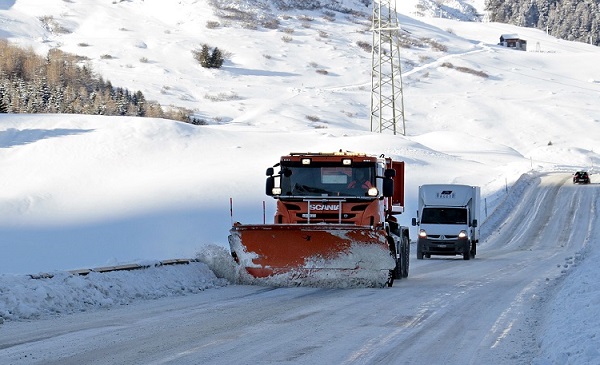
xmin=28 ymin=258 xmax=198 ymax=279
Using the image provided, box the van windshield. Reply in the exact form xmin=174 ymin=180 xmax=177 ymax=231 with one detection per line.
xmin=421 ymin=208 xmax=467 ymax=224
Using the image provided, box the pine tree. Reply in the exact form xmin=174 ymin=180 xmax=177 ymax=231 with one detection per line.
xmin=133 ymin=90 xmax=146 ymax=116
xmin=209 ymin=47 xmax=224 ymax=68
xmin=486 ymin=0 xmax=600 ymax=46
xmin=195 ymin=45 xmax=211 ymax=68
xmin=194 ymin=44 xmax=224 ymax=68
xmin=0 ymin=83 xmax=7 ymax=113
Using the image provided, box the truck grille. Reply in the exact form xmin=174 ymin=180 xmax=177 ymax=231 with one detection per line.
xmin=295 ymin=213 xmax=357 ymax=224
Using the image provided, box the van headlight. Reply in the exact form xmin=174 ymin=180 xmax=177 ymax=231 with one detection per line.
xmin=458 ymin=230 xmax=467 ymax=239
xmin=418 ymin=229 xmax=427 ymax=238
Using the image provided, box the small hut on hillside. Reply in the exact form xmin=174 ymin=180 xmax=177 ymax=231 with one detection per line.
xmin=498 ymin=34 xmax=527 ymax=51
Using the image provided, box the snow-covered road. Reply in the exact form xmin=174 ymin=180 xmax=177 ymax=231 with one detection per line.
xmin=0 ymin=173 xmax=596 ymax=364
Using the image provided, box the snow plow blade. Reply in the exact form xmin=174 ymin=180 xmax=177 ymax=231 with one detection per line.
xmin=228 ymin=223 xmax=396 ymax=287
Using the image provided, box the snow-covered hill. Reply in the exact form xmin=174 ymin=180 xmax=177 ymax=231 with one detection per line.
xmin=1 ymin=1 xmax=600 ymax=363
xmin=1 ymin=0 xmax=597 ymax=272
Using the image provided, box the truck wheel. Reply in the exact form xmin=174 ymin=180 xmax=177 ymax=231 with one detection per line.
xmin=390 ymin=256 xmax=402 ymax=282
xmin=394 ymin=257 xmax=402 ymax=280
xmin=401 ymin=236 xmax=409 ymax=278
xmin=387 ymin=270 xmax=395 ymax=287
xmin=388 ymin=237 xmax=402 ymax=281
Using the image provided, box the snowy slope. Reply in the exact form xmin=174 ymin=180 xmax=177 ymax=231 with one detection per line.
xmin=1 ymin=0 xmax=600 ymax=363
xmin=1 ymin=0 xmax=597 ymax=274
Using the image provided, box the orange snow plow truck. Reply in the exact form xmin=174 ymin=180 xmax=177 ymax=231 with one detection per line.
xmin=228 ymin=151 xmax=410 ymax=287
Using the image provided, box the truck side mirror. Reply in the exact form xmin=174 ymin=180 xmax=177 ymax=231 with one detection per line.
xmin=266 ymin=176 xmax=275 ymax=196
xmin=411 ymin=218 xmax=417 ymax=226
xmin=384 ymin=168 xmax=396 ymax=178
xmin=472 ymin=219 xmax=478 ymax=228
xmin=266 ymin=167 xmax=274 ymax=176
xmin=382 ymin=178 xmax=394 ymax=197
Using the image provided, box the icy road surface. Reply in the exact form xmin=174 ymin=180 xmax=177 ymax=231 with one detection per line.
xmin=0 ymin=173 xmax=596 ymax=364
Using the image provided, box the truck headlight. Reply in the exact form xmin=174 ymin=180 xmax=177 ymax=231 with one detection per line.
xmin=418 ymin=229 xmax=427 ymax=238
xmin=367 ymin=187 xmax=378 ymax=197
xmin=458 ymin=230 xmax=467 ymax=239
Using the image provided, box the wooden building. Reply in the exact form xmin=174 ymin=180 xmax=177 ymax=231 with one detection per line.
xmin=498 ymin=34 xmax=527 ymax=51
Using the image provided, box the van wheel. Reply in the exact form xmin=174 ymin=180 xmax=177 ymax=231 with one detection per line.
xmin=463 ymin=248 xmax=471 ymax=260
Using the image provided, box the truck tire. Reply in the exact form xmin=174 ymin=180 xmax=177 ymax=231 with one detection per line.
xmin=401 ymin=236 xmax=409 ymax=278
xmin=394 ymin=257 xmax=402 ymax=280
xmin=387 ymin=236 xmax=402 ymax=283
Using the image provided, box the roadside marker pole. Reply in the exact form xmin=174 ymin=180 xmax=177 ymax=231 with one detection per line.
xmin=230 ymin=197 xmax=234 ymax=225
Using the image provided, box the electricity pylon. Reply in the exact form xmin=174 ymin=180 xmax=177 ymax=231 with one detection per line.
xmin=370 ymin=0 xmax=406 ymax=135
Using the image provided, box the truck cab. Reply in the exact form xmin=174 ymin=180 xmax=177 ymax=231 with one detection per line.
xmin=265 ymin=152 xmax=403 ymax=227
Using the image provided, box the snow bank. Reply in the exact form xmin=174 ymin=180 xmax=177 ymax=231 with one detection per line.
xmin=0 ymin=262 xmax=227 ymax=322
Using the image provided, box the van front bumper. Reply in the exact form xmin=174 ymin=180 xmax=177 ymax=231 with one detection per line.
xmin=417 ymin=237 xmax=469 ymax=256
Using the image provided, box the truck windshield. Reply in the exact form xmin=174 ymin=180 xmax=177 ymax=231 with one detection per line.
xmin=421 ymin=208 xmax=467 ymax=224
xmin=279 ymin=165 xmax=374 ymax=197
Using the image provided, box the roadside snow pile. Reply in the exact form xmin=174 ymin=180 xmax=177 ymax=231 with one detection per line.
xmin=480 ymin=171 xmax=540 ymax=239
xmin=533 ymin=233 xmax=600 ymax=364
xmin=0 ymin=262 xmax=227 ymax=322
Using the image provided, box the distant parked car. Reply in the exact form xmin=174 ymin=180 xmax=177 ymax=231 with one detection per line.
xmin=573 ymin=171 xmax=590 ymax=184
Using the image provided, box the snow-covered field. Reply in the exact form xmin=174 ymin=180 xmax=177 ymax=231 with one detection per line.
xmin=1 ymin=0 xmax=600 ymax=363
